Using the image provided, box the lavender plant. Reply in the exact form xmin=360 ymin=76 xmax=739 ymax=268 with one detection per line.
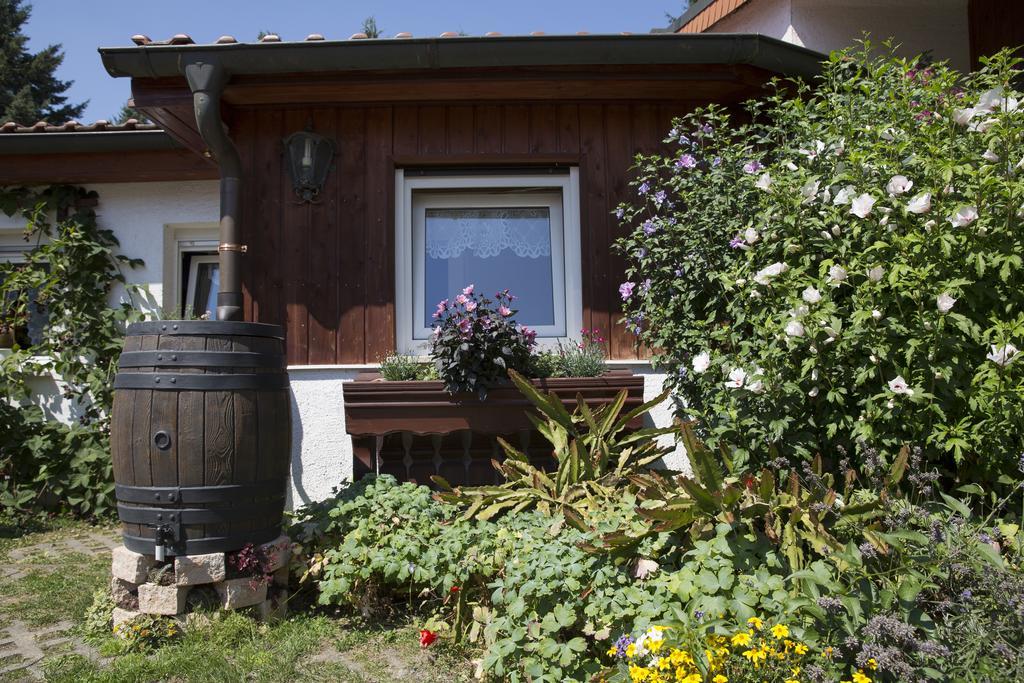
xmin=616 ymin=43 xmax=1024 ymax=479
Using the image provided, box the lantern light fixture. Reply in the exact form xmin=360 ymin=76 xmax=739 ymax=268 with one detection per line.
xmin=284 ymin=130 xmax=335 ymax=203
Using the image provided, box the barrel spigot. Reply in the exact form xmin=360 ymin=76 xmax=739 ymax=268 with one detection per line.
xmin=153 ymin=524 xmax=173 ymax=562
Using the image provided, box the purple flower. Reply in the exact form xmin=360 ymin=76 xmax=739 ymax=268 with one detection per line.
xmin=701 ymin=123 xmax=713 ymax=134
xmin=675 ymin=154 xmax=697 ymax=169
xmin=729 ymin=235 xmax=745 ymax=249
xmin=615 ymin=207 xmax=625 ymax=220
xmin=642 ymin=220 xmax=656 ymax=236
xmin=619 ymin=281 xmax=635 ymax=300
xmin=674 ymin=268 xmax=683 ymax=277
xmin=653 ymin=190 xmax=667 ymax=206
xmin=712 ymin=156 xmax=722 ymax=167
xmin=638 ymin=181 xmax=650 ymax=195
xmin=626 ymin=312 xmax=645 ymax=334
xmin=458 ymin=318 xmax=472 ymax=336
xmin=635 ymin=248 xmax=647 ymax=259
xmin=640 ymin=278 xmax=652 ymax=294
xmin=742 ymin=160 xmax=764 ymax=174
xmin=614 ymin=634 xmax=634 ymax=658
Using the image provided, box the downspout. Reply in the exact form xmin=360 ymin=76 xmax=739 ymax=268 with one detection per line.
xmin=184 ymin=59 xmax=244 ymax=322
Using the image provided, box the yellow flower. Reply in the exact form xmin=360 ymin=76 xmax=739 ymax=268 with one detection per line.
xmin=742 ymin=648 xmax=768 ymax=665
xmin=791 ymin=667 xmax=802 ymax=676
xmin=629 ymin=664 xmax=650 ymax=682
xmin=866 ymin=658 xmax=878 ymax=671
xmin=747 ymin=616 xmax=764 ymax=630
xmin=657 ymin=656 xmax=672 ymax=671
xmin=713 ymin=676 xmax=728 ymax=683
xmin=794 ymin=643 xmax=809 ymax=656
xmin=771 ymin=624 xmax=790 ymax=639
xmin=785 ymin=680 xmax=800 ymax=683
xmin=822 ymin=646 xmax=834 ymax=658
xmin=607 ymin=645 xmax=619 ymax=657
xmin=852 ymin=671 xmax=872 ymax=683
xmin=679 ymin=674 xmax=701 ymax=683
xmin=626 ymin=643 xmax=638 ymax=658
xmin=731 ymin=632 xmax=752 ymax=647
xmin=649 ymin=638 xmax=665 ymax=653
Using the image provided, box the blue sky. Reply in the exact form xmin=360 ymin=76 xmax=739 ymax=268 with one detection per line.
xmin=24 ymin=0 xmax=685 ymax=122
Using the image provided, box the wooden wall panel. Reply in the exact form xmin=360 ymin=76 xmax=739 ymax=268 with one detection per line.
xmin=337 ymin=108 xmax=368 ymax=363
xmin=235 ymin=99 xmax=695 ymax=365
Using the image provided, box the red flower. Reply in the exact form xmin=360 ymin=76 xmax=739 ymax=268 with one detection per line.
xmin=743 ymin=474 xmax=756 ymax=489
xmin=419 ymin=629 xmax=438 ymax=648
xmin=450 ymin=586 xmax=461 ymax=593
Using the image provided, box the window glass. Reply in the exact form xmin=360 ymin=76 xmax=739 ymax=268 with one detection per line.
xmin=422 ymin=207 xmax=555 ymax=329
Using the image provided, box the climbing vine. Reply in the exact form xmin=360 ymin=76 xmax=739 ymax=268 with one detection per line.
xmin=0 ymin=185 xmax=143 ymax=518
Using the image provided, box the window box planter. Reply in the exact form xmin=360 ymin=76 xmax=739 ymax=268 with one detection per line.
xmin=343 ymin=369 xmax=645 ymax=485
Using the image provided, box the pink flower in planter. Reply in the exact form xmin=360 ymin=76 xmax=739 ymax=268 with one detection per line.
xmin=498 ymin=305 xmax=512 ymax=317
xmin=465 ymin=301 xmax=477 ymax=312
xmin=462 ymin=284 xmax=475 ymax=296
xmin=454 ymin=294 xmax=468 ymax=305
xmin=458 ymin=318 xmax=472 ymax=336
xmin=433 ymin=299 xmax=449 ymax=319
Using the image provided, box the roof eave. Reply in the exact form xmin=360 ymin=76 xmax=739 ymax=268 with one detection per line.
xmin=0 ymin=130 xmax=180 ymax=155
xmin=98 ymin=33 xmax=824 ymax=82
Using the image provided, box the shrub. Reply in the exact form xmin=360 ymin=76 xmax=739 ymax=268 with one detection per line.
xmin=0 ymin=186 xmax=143 ymax=517
xmin=429 ymin=285 xmax=536 ymax=398
xmin=379 ymin=352 xmax=437 ymax=381
xmin=434 ymin=370 xmax=672 ymax=524
xmin=555 ymin=328 xmax=609 ymax=378
xmin=615 ymin=44 xmax=1024 ymax=478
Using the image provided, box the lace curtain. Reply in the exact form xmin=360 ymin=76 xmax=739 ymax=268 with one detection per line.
xmin=425 ymin=208 xmax=551 ymax=259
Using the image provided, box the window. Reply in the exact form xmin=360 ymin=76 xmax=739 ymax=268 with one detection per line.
xmin=0 ymin=246 xmax=48 ymax=347
xmin=396 ymin=170 xmax=582 ymax=354
xmin=163 ymin=224 xmax=218 ymax=319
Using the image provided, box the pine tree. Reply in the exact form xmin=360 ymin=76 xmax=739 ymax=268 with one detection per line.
xmin=113 ymin=100 xmax=148 ymax=124
xmin=0 ymin=0 xmax=86 ymax=124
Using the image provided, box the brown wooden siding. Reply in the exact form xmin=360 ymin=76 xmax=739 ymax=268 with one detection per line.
xmin=232 ymin=101 xmax=696 ymax=365
xmin=969 ymin=0 xmax=1024 ymax=68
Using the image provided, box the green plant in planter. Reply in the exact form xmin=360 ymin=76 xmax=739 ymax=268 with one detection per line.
xmin=429 ymin=285 xmax=536 ymax=398
xmin=379 ymin=352 xmax=436 ymax=381
xmin=434 ymin=369 xmax=673 ymax=524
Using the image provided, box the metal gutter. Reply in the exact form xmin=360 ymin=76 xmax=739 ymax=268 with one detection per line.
xmin=99 ymin=34 xmax=824 ymax=82
xmin=0 ymin=130 xmax=179 ymax=155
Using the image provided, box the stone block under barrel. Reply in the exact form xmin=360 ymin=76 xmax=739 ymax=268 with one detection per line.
xmin=110 ymin=320 xmax=291 ymax=557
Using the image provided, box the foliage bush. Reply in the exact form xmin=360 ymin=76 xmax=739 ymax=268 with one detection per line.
xmin=378 ymin=352 xmax=438 ymax=381
xmin=616 ymin=44 xmax=1024 ymax=478
xmin=0 ymin=185 xmax=142 ymax=517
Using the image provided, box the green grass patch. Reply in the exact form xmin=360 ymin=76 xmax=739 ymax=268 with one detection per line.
xmin=44 ymin=613 xmax=473 ymax=683
xmin=0 ymin=551 xmax=109 ymax=627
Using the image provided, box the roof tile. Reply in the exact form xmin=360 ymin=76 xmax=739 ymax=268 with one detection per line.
xmin=0 ymin=120 xmax=163 ymax=134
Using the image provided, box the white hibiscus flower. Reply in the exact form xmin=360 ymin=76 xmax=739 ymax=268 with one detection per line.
xmin=936 ymin=293 xmax=956 ymax=314
xmin=850 ymin=193 xmax=876 ymax=218
xmin=802 ymin=286 xmax=822 ymax=304
xmin=947 ymin=206 xmax=979 ymax=227
xmin=692 ymin=351 xmax=711 ymax=374
xmin=906 ymin=192 xmax=932 ymax=214
xmin=888 ymin=376 xmax=914 ymax=396
xmin=987 ymin=344 xmax=1019 ymax=367
xmin=828 ymin=265 xmax=848 ymax=285
xmin=886 ymin=175 xmax=913 ymax=195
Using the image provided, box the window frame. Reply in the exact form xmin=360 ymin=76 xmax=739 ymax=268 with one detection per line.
xmin=184 ymin=254 xmax=220 ymax=319
xmin=162 ymin=222 xmax=218 ymax=317
xmin=395 ymin=170 xmax=582 ymax=355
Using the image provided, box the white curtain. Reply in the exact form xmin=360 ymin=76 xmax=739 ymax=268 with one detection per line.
xmin=425 ymin=208 xmax=551 ymax=260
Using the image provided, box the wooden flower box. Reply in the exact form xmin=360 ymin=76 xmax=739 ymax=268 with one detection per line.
xmin=343 ymin=370 xmax=645 ymax=485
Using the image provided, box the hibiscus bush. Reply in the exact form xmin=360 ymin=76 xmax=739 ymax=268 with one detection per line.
xmin=430 ymin=285 xmax=536 ymax=398
xmin=616 ymin=43 xmax=1024 ymax=478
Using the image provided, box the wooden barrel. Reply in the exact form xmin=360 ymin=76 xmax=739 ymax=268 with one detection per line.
xmin=110 ymin=320 xmax=290 ymax=557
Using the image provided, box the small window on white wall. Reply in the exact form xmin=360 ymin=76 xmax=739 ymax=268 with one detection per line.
xmin=184 ymin=254 xmax=219 ymax=319
xmin=396 ymin=170 xmax=582 ymax=354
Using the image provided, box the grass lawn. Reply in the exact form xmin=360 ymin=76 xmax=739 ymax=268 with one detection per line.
xmin=0 ymin=517 xmax=474 ymax=682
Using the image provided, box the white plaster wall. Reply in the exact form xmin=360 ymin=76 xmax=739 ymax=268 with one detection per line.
xmin=84 ymin=180 xmax=220 ymax=314
xmin=710 ymin=0 xmax=971 ymax=73
xmin=713 ymin=0 xmax=799 ymax=43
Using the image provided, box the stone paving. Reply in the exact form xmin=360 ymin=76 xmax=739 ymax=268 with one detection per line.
xmin=0 ymin=530 xmax=120 ymax=680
